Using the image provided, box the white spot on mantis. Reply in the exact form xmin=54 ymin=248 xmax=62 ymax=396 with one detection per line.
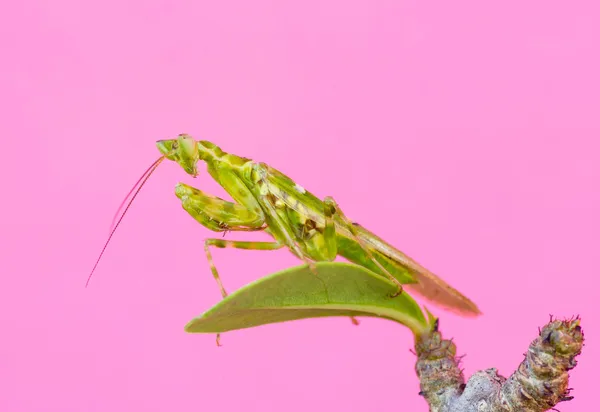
xmin=294 ymin=184 xmax=306 ymax=194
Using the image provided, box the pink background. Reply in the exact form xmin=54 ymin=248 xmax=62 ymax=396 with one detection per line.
xmin=1 ymin=1 xmax=598 ymax=411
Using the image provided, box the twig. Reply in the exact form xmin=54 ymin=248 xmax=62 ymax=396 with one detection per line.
xmin=414 ymin=317 xmax=584 ymax=411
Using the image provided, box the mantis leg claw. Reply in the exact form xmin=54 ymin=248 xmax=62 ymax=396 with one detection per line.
xmin=390 ymin=285 xmax=404 ymax=298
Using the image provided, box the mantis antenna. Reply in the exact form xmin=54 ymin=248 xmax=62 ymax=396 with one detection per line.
xmin=86 ymin=156 xmax=165 ymax=287
xmin=109 ymin=156 xmax=167 ymax=232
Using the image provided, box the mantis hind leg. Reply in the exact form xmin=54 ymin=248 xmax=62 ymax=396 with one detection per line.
xmin=323 ymin=197 xmax=404 ymax=297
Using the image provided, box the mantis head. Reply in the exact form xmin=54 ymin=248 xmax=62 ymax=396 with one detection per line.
xmin=156 ymin=133 xmax=199 ymax=177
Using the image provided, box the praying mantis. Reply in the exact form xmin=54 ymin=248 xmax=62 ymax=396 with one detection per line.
xmin=88 ymin=133 xmax=481 ymax=325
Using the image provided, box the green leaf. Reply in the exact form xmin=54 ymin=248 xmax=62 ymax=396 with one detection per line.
xmin=185 ymin=262 xmax=429 ymax=337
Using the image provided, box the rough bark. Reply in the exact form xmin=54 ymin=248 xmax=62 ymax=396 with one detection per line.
xmin=414 ymin=317 xmax=584 ymax=412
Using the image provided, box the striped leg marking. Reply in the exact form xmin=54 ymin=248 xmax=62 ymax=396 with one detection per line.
xmin=204 ymin=239 xmax=284 ymax=347
xmin=204 ymin=239 xmax=284 ymax=298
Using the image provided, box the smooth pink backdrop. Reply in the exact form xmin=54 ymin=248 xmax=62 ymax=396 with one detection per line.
xmin=1 ymin=1 xmax=598 ymax=411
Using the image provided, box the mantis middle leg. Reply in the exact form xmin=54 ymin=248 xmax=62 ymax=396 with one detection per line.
xmin=204 ymin=239 xmax=284 ymax=298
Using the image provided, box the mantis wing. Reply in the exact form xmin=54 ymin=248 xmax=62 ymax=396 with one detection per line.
xmin=353 ymin=224 xmax=481 ymax=316
xmin=258 ymin=162 xmax=481 ymax=317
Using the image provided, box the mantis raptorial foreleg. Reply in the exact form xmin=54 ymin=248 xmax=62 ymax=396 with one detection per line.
xmin=323 ymin=196 xmax=404 ymax=296
xmin=183 ymin=202 xmax=265 ymax=234
xmin=176 ymin=183 xmax=265 ymax=231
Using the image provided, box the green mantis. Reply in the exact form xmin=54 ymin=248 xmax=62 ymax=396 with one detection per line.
xmin=88 ymin=133 xmax=481 ymax=322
